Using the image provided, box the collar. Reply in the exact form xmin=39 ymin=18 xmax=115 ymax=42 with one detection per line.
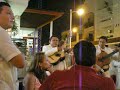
xmin=48 ymin=44 xmax=53 ymax=47
xmin=98 ymin=45 xmax=106 ymax=51
xmin=49 ymin=44 xmax=57 ymax=48
xmin=0 ymin=26 xmax=8 ymax=34
xmin=0 ymin=26 xmax=5 ymax=31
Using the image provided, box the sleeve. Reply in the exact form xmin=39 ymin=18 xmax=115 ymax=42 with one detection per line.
xmin=42 ymin=45 xmax=58 ymax=56
xmin=0 ymin=31 xmax=21 ymax=61
xmin=109 ymin=61 xmax=116 ymax=76
xmin=109 ymin=48 xmax=120 ymax=61
xmin=96 ymin=46 xmax=101 ymax=56
xmin=42 ymin=45 xmax=47 ymax=52
xmin=112 ymin=52 xmax=120 ymax=61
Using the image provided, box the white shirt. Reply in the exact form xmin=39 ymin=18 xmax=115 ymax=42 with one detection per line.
xmin=42 ymin=44 xmax=66 ymax=72
xmin=96 ymin=45 xmax=120 ymax=60
xmin=42 ymin=44 xmax=58 ymax=56
xmin=96 ymin=45 xmax=113 ymax=56
xmin=109 ymin=60 xmax=120 ymax=89
xmin=0 ymin=26 xmax=21 ymax=90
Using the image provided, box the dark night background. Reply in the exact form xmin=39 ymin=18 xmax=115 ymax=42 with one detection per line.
xmin=27 ymin=0 xmax=85 ymax=45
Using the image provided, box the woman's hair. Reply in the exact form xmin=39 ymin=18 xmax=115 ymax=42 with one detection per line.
xmin=28 ymin=52 xmax=47 ymax=83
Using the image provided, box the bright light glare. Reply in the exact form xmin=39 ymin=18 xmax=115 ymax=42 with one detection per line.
xmin=77 ymin=8 xmax=84 ymax=16
xmin=72 ymin=27 xmax=78 ymax=33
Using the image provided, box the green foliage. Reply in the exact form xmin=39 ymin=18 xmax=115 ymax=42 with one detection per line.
xmin=12 ymin=21 xmax=18 ymax=31
xmin=12 ymin=21 xmax=18 ymax=36
xmin=4 ymin=0 xmax=8 ymax=3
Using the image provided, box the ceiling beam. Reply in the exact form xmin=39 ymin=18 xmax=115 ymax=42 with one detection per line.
xmin=25 ymin=9 xmax=64 ymax=16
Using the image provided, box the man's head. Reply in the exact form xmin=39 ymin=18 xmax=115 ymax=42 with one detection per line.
xmin=0 ymin=2 xmax=14 ymax=29
xmin=49 ymin=35 xmax=59 ymax=47
xmin=98 ymin=36 xmax=108 ymax=49
xmin=73 ymin=40 xmax=96 ymax=66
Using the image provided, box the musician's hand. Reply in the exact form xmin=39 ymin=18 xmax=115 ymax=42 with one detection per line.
xmin=114 ymin=46 xmax=120 ymax=52
xmin=102 ymin=71 xmax=111 ymax=77
xmin=58 ymin=46 xmax=63 ymax=51
xmin=93 ymin=64 xmax=103 ymax=73
xmin=64 ymin=48 xmax=72 ymax=53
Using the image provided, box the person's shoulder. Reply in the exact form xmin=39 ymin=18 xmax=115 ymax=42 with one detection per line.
xmin=101 ymin=77 xmax=115 ymax=89
xmin=0 ymin=27 xmax=7 ymax=34
xmin=46 ymin=70 xmax=70 ymax=82
xmin=0 ymin=26 xmax=4 ymax=31
xmin=95 ymin=45 xmax=99 ymax=49
xmin=0 ymin=27 xmax=9 ymax=38
xmin=43 ymin=44 xmax=51 ymax=48
xmin=98 ymin=75 xmax=114 ymax=84
xmin=105 ymin=46 xmax=112 ymax=50
xmin=44 ymin=44 xmax=50 ymax=46
xmin=94 ymin=74 xmax=115 ymax=88
xmin=104 ymin=76 xmax=114 ymax=83
xmin=25 ymin=72 xmax=36 ymax=79
xmin=51 ymin=69 xmax=70 ymax=77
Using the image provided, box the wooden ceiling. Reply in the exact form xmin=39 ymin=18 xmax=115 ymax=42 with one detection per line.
xmin=20 ymin=8 xmax=64 ymax=29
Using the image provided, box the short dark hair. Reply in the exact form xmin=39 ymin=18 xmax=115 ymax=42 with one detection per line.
xmin=49 ymin=35 xmax=58 ymax=41
xmin=99 ymin=36 xmax=108 ymax=42
xmin=73 ymin=40 xmax=96 ymax=66
xmin=0 ymin=2 xmax=10 ymax=13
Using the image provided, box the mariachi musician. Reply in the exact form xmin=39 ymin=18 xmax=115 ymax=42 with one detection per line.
xmin=42 ymin=35 xmax=66 ymax=72
xmin=95 ymin=36 xmax=120 ymax=77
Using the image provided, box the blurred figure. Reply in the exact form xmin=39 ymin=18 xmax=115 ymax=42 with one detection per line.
xmin=109 ymin=44 xmax=120 ymax=89
xmin=39 ymin=40 xmax=115 ymax=90
xmin=109 ymin=60 xmax=120 ymax=89
xmin=0 ymin=2 xmax=25 ymax=90
xmin=23 ymin=52 xmax=52 ymax=90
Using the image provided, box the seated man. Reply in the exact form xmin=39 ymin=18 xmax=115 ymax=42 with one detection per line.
xmin=39 ymin=40 xmax=115 ymax=90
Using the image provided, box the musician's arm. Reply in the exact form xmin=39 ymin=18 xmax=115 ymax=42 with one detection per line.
xmin=42 ymin=46 xmax=58 ymax=56
xmin=108 ymin=48 xmax=120 ymax=61
xmin=111 ymin=52 xmax=120 ymax=61
xmin=109 ymin=61 xmax=116 ymax=76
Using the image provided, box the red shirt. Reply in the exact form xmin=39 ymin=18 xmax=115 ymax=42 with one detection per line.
xmin=40 ymin=65 xmax=115 ymax=90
